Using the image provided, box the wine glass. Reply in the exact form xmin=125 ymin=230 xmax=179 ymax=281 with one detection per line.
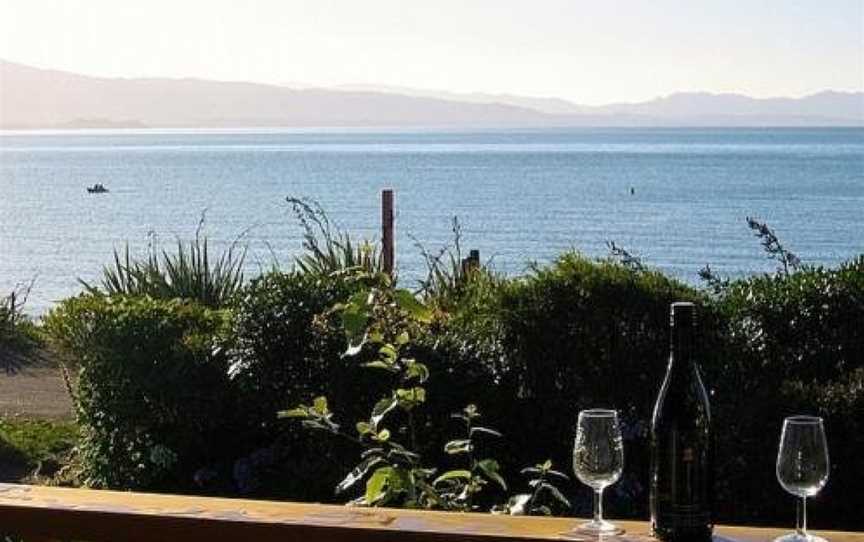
xmin=774 ymin=416 xmax=830 ymax=542
xmin=571 ymin=409 xmax=624 ymax=536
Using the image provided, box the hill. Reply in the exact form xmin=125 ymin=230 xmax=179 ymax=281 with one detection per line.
xmin=1 ymin=60 xmax=861 ymax=128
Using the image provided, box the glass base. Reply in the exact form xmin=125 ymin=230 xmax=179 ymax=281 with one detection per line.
xmin=570 ymin=518 xmax=625 ymax=536
xmin=773 ymin=534 xmax=828 ymax=542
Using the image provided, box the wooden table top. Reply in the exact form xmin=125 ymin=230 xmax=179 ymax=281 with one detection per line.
xmin=0 ymin=483 xmax=860 ymax=542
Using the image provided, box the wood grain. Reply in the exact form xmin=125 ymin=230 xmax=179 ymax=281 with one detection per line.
xmin=0 ymin=483 xmax=860 ymax=542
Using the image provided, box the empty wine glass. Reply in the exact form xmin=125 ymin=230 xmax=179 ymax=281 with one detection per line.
xmin=774 ymin=416 xmax=830 ymax=542
xmin=571 ymin=409 xmax=624 ymax=536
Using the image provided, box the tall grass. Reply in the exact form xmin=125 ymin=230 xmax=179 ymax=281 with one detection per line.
xmin=82 ymin=229 xmax=245 ymax=309
xmin=0 ymin=279 xmax=33 ymax=336
xmin=287 ymin=197 xmax=381 ymax=277
xmin=414 ymin=217 xmax=503 ymax=309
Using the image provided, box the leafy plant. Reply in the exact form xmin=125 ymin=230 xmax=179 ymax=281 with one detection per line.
xmin=414 ymin=217 xmax=498 ymax=307
xmin=434 ymin=404 xmax=507 ymax=511
xmin=43 ymin=294 xmax=235 ymax=490
xmin=702 ymin=217 xmax=802 ymax=294
xmin=746 ymin=216 xmax=801 ymax=275
xmin=287 ymin=197 xmax=381 ymax=277
xmin=279 ymin=270 xmax=440 ymax=507
xmin=495 ymin=460 xmax=571 ymax=516
xmin=605 ymin=241 xmax=645 ymax=272
xmin=0 ymin=279 xmax=38 ymax=354
xmin=82 ymin=227 xmax=245 ymax=308
xmin=0 ymin=417 xmax=78 ymax=482
xmin=280 ymin=268 xmax=510 ymax=510
xmin=0 ymin=280 xmax=31 ymax=330
xmin=698 ymin=263 xmax=730 ymax=295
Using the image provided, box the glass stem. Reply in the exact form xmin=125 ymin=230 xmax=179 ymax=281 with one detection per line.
xmin=594 ymin=488 xmax=603 ymax=524
xmin=799 ymin=496 xmax=808 ymax=537
xmin=795 ymin=496 xmax=808 ymax=537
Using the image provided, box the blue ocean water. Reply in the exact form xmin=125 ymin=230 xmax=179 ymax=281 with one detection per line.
xmin=1 ymin=127 xmax=862 ymax=315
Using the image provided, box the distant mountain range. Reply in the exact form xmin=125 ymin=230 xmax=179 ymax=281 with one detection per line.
xmin=1 ymin=60 xmax=862 ymax=129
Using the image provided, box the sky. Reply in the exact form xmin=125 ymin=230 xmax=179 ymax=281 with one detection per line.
xmin=0 ymin=0 xmax=862 ymax=105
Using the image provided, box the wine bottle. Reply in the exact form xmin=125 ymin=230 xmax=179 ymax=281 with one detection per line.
xmin=650 ymin=302 xmax=713 ymax=542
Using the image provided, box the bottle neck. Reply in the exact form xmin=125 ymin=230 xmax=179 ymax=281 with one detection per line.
xmin=669 ymin=324 xmax=696 ymax=372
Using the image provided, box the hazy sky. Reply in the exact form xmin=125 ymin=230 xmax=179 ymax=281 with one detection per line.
xmin=1 ymin=0 xmax=861 ymax=105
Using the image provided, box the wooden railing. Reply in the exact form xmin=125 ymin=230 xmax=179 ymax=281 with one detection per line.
xmin=0 ymin=483 xmax=860 ymax=542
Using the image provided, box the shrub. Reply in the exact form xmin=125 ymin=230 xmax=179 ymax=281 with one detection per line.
xmin=0 ymin=280 xmax=40 ymax=356
xmin=39 ymin=223 xmax=864 ymax=530
xmin=44 ymin=294 xmax=235 ymax=490
xmin=228 ymin=270 xmax=506 ymax=505
xmin=287 ymin=197 xmax=381 ymax=276
xmin=82 ymin=236 xmax=245 ymax=309
xmin=231 ymin=271 xmax=357 ymax=424
xmin=470 ymin=253 xmax=711 ymax=518
xmin=0 ymin=418 xmax=78 ymax=481
xmin=227 ymin=270 xmax=372 ymax=500
xmin=280 ymin=270 xmax=516 ymax=511
xmin=710 ymin=256 xmax=864 ymax=527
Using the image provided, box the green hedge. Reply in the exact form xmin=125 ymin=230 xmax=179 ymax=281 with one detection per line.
xmin=709 ymin=256 xmax=864 ymax=526
xmin=227 ymin=271 xmax=371 ymax=499
xmin=444 ymin=255 xmax=863 ymax=527
xmin=44 ymin=295 xmax=236 ymax=490
xmin=481 ymin=254 xmax=711 ymax=518
xmin=43 ymin=253 xmax=864 ymax=529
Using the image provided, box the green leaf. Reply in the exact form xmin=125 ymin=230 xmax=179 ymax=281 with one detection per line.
xmin=505 ymin=493 xmax=531 ymax=515
xmin=365 ymin=466 xmax=394 ymax=505
xmin=362 ymin=360 xmax=398 ymax=372
xmin=547 ymin=469 xmax=570 ymax=481
xmin=444 ymin=439 xmax=473 ymax=455
xmin=535 ymin=505 xmax=552 ymax=516
xmin=277 ymin=407 xmax=309 ymax=419
xmin=341 ymin=309 xmax=368 ymax=344
xmin=312 ymin=396 xmax=329 ymax=415
xmin=347 ymin=289 xmax=373 ymax=310
xmin=344 ymin=340 xmax=365 ymax=357
xmin=371 ymin=396 xmax=398 ymax=429
xmin=393 ymin=290 xmax=433 ymax=323
xmin=462 ymin=404 xmax=479 ymax=419
xmin=387 ymin=446 xmax=420 ymax=463
xmin=414 ymin=467 xmax=437 ymax=479
xmin=374 ymin=428 xmax=391 ymax=442
xmin=390 ymin=468 xmax=413 ymax=495
xmin=477 ymin=459 xmax=507 ymax=490
xmin=301 ymin=420 xmax=327 ymax=431
xmin=395 ymin=331 xmax=410 ymax=345
xmin=336 ymin=456 xmax=381 ymax=494
xmin=433 ymin=469 xmax=472 ymax=486
xmin=470 ymin=426 xmax=502 ymax=439
xmin=395 ymin=387 xmax=426 ymax=410
xmin=404 ymin=360 xmax=430 ymax=383
xmin=361 ymin=447 xmax=385 ymax=459
xmin=356 ymin=421 xmax=373 ymax=435
xmin=378 ymin=344 xmax=398 ymax=362
xmin=540 ymin=482 xmax=572 ymax=508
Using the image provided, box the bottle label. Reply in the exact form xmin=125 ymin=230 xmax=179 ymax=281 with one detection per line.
xmin=651 ymin=437 xmax=713 ymax=531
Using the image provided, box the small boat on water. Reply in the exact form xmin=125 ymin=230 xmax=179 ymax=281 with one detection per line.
xmin=87 ymin=183 xmax=109 ymax=193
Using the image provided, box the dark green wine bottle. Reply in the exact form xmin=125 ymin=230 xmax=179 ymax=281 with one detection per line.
xmin=650 ymin=302 xmax=713 ymax=542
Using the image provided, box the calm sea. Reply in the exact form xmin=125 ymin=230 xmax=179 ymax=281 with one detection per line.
xmin=1 ymin=127 xmax=862 ymax=315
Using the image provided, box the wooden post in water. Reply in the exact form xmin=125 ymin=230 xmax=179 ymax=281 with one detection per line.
xmin=382 ymin=189 xmax=395 ymax=276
